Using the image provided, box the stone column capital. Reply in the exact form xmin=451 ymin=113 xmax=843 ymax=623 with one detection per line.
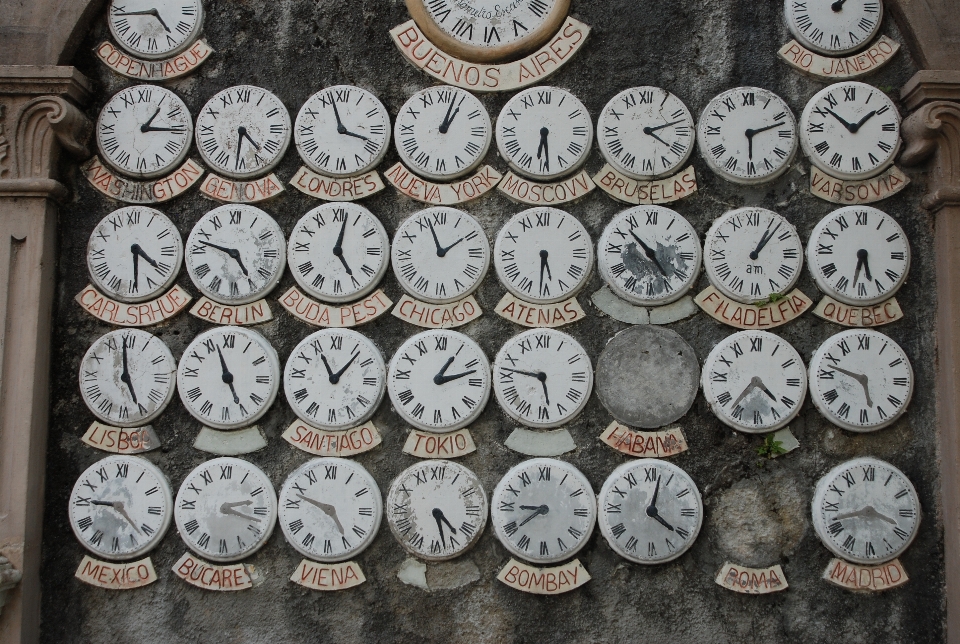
xmin=900 ymin=72 xmax=960 ymax=213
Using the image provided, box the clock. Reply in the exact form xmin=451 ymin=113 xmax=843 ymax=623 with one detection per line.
xmin=387 ymin=330 xmax=491 ymax=433
xmin=87 ymin=206 xmax=183 ymax=303
xmin=177 ymin=326 xmax=280 ymax=430
xmin=493 ymin=207 xmax=593 ymax=304
xmin=702 ymin=207 xmax=803 ymax=304
xmin=391 ymin=207 xmax=490 ymax=305
xmin=96 ymin=84 xmax=192 ymax=179
xmin=107 ymin=0 xmax=203 ymax=59
xmin=597 ymin=205 xmax=701 ymax=306
xmin=195 ymin=85 xmax=291 ymax=180
xmin=283 ymin=329 xmax=387 ymax=431
xmin=492 ymin=328 xmax=593 ymax=429
xmin=597 ymin=459 xmax=703 ymax=564
xmin=597 ymin=87 xmax=696 ymax=180
xmin=405 ymin=0 xmax=570 ymax=63
xmin=394 ymin=86 xmax=492 ymax=181
xmin=293 ymin=85 xmax=391 ymax=178
xmin=185 ymin=204 xmax=286 ymax=305
xmin=697 ymin=87 xmax=798 ymax=185
xmin=494 ymin=86 xmax=593 ymax=182
xmin=701 ymin=330 xmax=807 ymax=434
xmin=278 ymin=458 xmax=383 ymax=563
xmin=784 ymin=0 xmax=882 ymax=56
xmin=287 ymin=203 xmax=390 ymax=305
xmin=807 ymin=206 xmax=910 ymax=306
xmin=69 ymin=455 xmax=173 ymax=561
xmin=799 ymin=81 xmax=901 ymax=181
xmin=812 ymin=457 xmax=920 ymax=564
xmin=80 ymin=329 xmax=177 ymax=428
xmin=174 ymin=457 xmax=278 ymax=563
xmin=808 ymin=329 xmax=914 ymax=432
xmin=386 ymin=460 xmax=487 ymax=561
xmin=491 ymin=458 xmax=596 ymax=564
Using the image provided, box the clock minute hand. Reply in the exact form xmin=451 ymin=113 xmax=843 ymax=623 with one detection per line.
xmin=831 ymin=0 xmax=848 ymax=10
xmin=331 ymin=352 xmax=359 ymax=383
xmin=539 ymin=249 xmax=551 ymax=291
xmin=132 ymin=244 xmax=159 ymax=268
xmin=502 ymin=367 xmax=550 ymax=405
xmin=198 ymin=240 xmax=249 ymax=276
xmin=220 ymin=500 xmax=261 ymax=522
xmin=518 ymin=504 xmax=548 ymax=527
xmin=296 ymin=494 xmax=344 ymax=534
xmin=644 ymin=119 xmax=685 ymax=134
xmin=435 ymin=369 xmax=477 ymax=385
xmin=114 ymin=8 xmax=171 ymax=31
xmin=857 ymin=249 xmax=872 ymax=281
xmin=537 ymin=127 xmax=549 ymax=171
xmin=120 ymin=337 xmax=138 ymax=404
xmin=628 ymin=229 xmax=668 ymax=276
xmin=825 ymin=108 xmax=856 ymax=133
xmin=140 ymin=106 xmax=161 ymax=132
xmin=92 ymin=500 xmax=142 ymax=533
xmin=748 ymin=220 xmax=781 ymax=261
xmin=850 ymin=110 xmax=877 ymax=133
xmin=328 ymin=93 xmax=347 ymax=134
xmin=217 ymin=346 xmax=240 ymax=404
xmin=438 ymin=95 xmax=458 ymax=134
xmin=332 ymin=216 xmax=353 ymax=275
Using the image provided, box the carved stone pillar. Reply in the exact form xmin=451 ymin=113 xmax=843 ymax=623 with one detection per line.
xmin=0 ymin=65 xmax=91 ymax=644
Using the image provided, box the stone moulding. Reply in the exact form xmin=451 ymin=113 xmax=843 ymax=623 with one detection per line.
xmin=901 ymin=101 xmax=960 ymax=211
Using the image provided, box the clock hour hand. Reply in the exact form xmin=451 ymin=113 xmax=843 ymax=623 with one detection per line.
xmin=432 ymin=356 xmax=476 ymax=385
xmin=838 ymin=505 xmax=897 ymax=524
xmin=439 ymin=237 xmax=465 ymax=255
xmin=132 ymin=244 xmax=159 ymax=268
xmin=132 ymin=247 xmax=140 ymax=290
xmin=296 ymin=494 xmax=344 ymax=534
xmin=120 ymin=337 xmax=138 ymax=404
xmin=439 ymin=95 xmax=463 ymax=134
xmin=832 ymin=366 xmax=873 ymax=407
xmin=330 ymin=351 xmax=359 ymax=384
xmin=92 ymin=500 xmax=142 ymax=534
xmin=432 ymin=507 xmax=457 ymax=548
xmin=217 ymin=346 xmax=240 ymax=404
xmin=198 ymin=240 xmax=249 ymax=276
xmin=753 ymin=376 xmax=777 ymax=402
xmin=114 ymin=8 xmax=171 ymax=31
xmin=238 ymin=126 xmax=261 ymax=151
xmin=856 ymin=249 xmax=872 ymax=281
xmin=220 ymin=500 xmax=261 ymax=522
xmin=140 ymin=107 xmax=161 ymax=132
xmin=537 ymin=127 xmax=549 ymax=171
xmin=501 ymin=367 xmax=549 ymax=405
xmin=332 ymin=216 xmax=353 ymax=275
xmin=731 ymin=377 xmax=763 ymax=408
xmin=748 ymin=220 xmax=781 ymax=261
xmin=518 ymin=504 xmax=549 ymax=527
xmin=825 ymin=108 xmax=857 ymax=133
xmin=628 ymin=229 xmax=668 ymax=276
xmin=831 ymin=0 xmax=847 ymax=10
xmin=539 ymin=250 xmax=551 ymax=290
xmin=644 ymin=119 xmax=685 ymax=135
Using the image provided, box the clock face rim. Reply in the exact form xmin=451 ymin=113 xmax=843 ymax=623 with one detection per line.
xmin=784 ymin=0 xmax=883 ymax=56
xmin=107 ymin=0 xmax=204 ymax=60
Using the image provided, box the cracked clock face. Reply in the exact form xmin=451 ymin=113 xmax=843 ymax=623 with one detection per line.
xmin=785 ymin=0 xmax=883 ymax=56
xmin=702 ymin=330 xmax=807 ymax=434
xmin=808 ymin=329 xmax=913 ymax=432
xmin=108 ymin=0 xmax=203 ymax=59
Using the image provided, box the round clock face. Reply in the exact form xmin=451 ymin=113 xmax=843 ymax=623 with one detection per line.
xmin=391 ymin=207 xmax=490 ymax=305
xmin=597 ymin=87 xmax=696 ymax=180
xmin=108 ymin=0 xmax=203 ymax=59
xmin=195 ymin=85 xmax=291 ymax=180
xmin=69 ymin=455 xmax=173 ymax=561
xmin=278 ymin=458 xmax=383 ymax=563
xmin=808 ymin=329 xmax=914 ymax=432
xmin=495 ymin=86 xmax=593 ymax=181
xmin=387 ymin=330 xmax=491 ymax=433
xmin=703 ymin=207 xmax=803 ymax=304
xmin=800 ymin=81 xmax=901 ymax=181
xmin=598 ymin=459 xmax=704 ymax=564
xmin=177 ymin=326 xmax=280 ymax=430
xmin=386 ymin=460 xmax=487 ymax=561
xmin=87 ymin=206 xmax=183 ymax=303
xmin=288 ymin=203 xmax=389 ymax=304
xmin=394 ymin=86 xmax=492 ymax=181
xmin=812 ymin=457 xmax=920 ymax=564
xmin=702 ymin=330 xmax=807 ymax=434
xmin=80 ymin=329 xmax=176 ymax=428
xmin=598 ymin=206 xmax=701 ymax=306
xmin=807 ymin=206 xmax=910 ymax=306
xmin=491 ymin=458 xmax=596 ymax=565
xmin=697 ymin=87 xmax=798 ymax=185
xmin=785 ymin=0 xmax=883 ymax=56
xmin=174 ymin=457 xmax=278 ymax=563
xmin=284 ymin=329 xmax=386 ymax=431
xmin=492 ymin=329 xmax=593 ymax=429
xmin=294 ymin=85 xmax=391 ymax=178
xmin=493 ymin=207 xmax=593 ymax=304
xmin=96 ymin=85 xmax=192 ymax=179
xmin=185 ymin=204 xmax=286 ymax=305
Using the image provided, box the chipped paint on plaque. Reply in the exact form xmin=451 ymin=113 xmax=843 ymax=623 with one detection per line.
xmin=291 ymin=560 xmax=366 ymax=591
xmin=282 ymin=420 xmax=382 ymax=457
xmin=810 ymin=166 xmax=909 ymax=205
xmin=200 ymin=172 xmax=284 ymax=203
xmin=82 ymin=157 xmax=204 ymax=204
xmin=497 ymin=558 xmax=590 ymax=594
xmin=75 ymin=284 xmax=191 ymax=327
xmin=403 ymin=428 xmax=476 ymax=459
xmin=75 ymin=556 xmax=158 ymax=589
xmin=289 ymin=167 xmax=385 ymax=201
xmin=495 ymin=293 xmax=585 ymax=328
xmin=695 ymin=286 xmax=812 ymax=329
xmin=823 ymin=558 xmax=908 ymax=591
xmin=392 ymin=294 xmax=482 ymax=328
xmin=497 ymin=170 xmax=594 ymax=205
xmin=279 ymin=287 xmax=392 ymax=328
xmin=95 ymin=39 xmax=213 ymax=81
xmin=81 ymin=422 xmax=160 ymax=454
xmin=813 ymin=295 xmax=903 ymax=327
xmin=599 ymin=421 xmax=688 ymax=458
xmin=384 ymin=163 xmax=501 ymax=205
xmin=172 ymin=553 xmax=254 ymax=591
xmin=779 ymin=36 xmax=899 ymax=80
xmin=189 ymin=297 xmax=273 ymax=326
xmin=593 ymin=165 xmax=697 ymax=205
xmin=716 ymin=563 xmax=788 ymax=594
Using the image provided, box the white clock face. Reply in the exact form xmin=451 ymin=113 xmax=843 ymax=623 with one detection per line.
xmin=807 ymin=206 xmax=910 ymax=306
xmin=597 ymin=87 xmax=696 ymax=180
xmin=702 ymin=330 xmax=807 ymax=434
xmin=278 ymin=458 xmax=383 ymax=563
xmin=97 ymin=85 xmax=192 ymax=179
xmin=495 ymin=86 xmax=593 ymax=181
xmin=294 ymin=85 xmax=390 ymax=178
xmin=697 ymin=87 xmax=798 ymax=185
xmin=494 ymin=207 xmax=593 ymax=304
xmin=288 ymin=203 xmax=389 ymax=304
xmin=703 ymin=207 xmax=803 ymax=304
xmin=386 ymin=460 xmax=487 ymax=561
xmin=800 ymin=81 xmax=901 ymax=181
xmin=185 ymin=204 xmax=286 ymax=305
xmin=808 ymin=330 xmax=914 ymax=432
xmin=492 ymin=329 xmax=593 ymax=429
xmin=177 ymin=326 xmax=280 ymax=430
xmin=174 ymin=457 xmax=278 ymax=563
xmin=69 ymin=455 xmax=173 ymax=561
xmin=388 ymin=330 xmax=491 ymax=433
xmin=598 ymin=459 xmax=703 ymax=564
xmin=394 ymin=86 xmax=492 ymax=181
xmin=87 ymin=206 xmax=183 ymax=303
xmin=391 ymin=207 xmax=490 ymax=305
xmin=195 ymin=86 xmax=291 ymax=180
xmin=785 ymin=0 xmax=882 ymax=55
xmin=283 ymin=329 xmax=386 ymax=431
xmin=108 ymin=0 xmax=203 ymax=59
xmin=598 ymin=206 xmax=701 ymax=306
xmin=80 ymin=329 xmax=176 ymax=428
xmin=812 ymin=457 xmax=920 ymax=564
xmin=491 ymin=458 xmax=596 ymax=565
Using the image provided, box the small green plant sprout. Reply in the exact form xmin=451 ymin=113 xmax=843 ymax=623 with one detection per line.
xmin=756 ymin=434 xmax=788 ymax=459
xmin=754 ymin=292 xmax=785 ymax=306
